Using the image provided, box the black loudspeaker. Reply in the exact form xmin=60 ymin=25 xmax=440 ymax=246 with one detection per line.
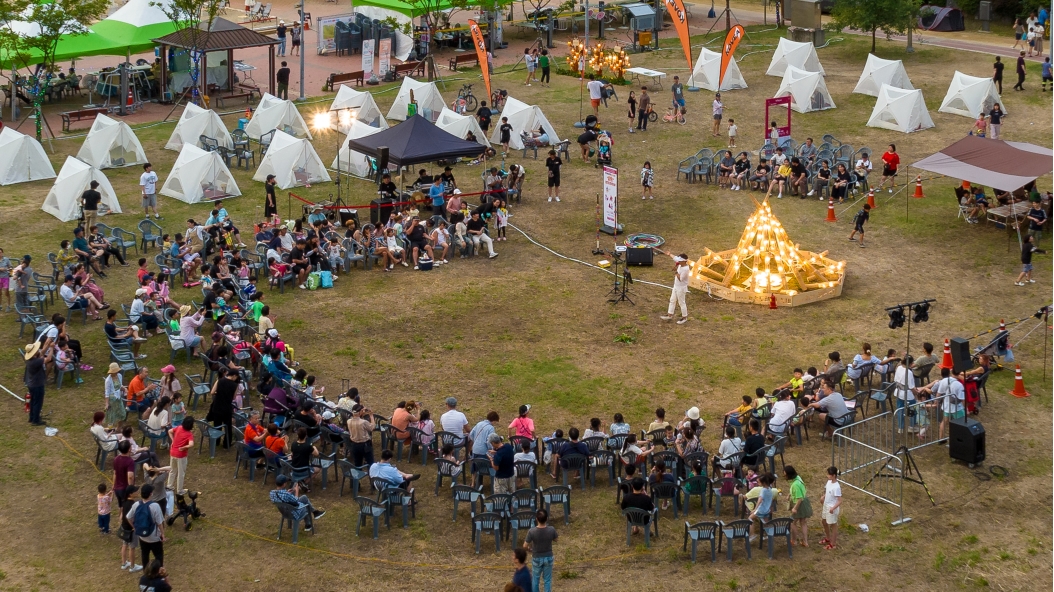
xmin=376 ymin=146 xmax=390 ymax=172
xmin=626 ymin=247 xmax=654 ymax=266
xmin=948 ymin=417 xmax=985 ymax=466
xmin=950 ymin=338 xmax=972 ymax=374
xmin=338 ymin=208 xmax=359 ymax=229
xmin=370 ymin=198 xmax=394 ymax=226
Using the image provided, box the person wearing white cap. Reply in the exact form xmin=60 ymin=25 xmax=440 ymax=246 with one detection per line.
xmin=129 ymin=289 xmax=161 ymax=335
xmin=660 ymin=253 xmax=691 ymax=324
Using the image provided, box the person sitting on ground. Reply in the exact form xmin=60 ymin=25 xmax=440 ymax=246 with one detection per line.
xmin=620 ymin=477 xmax=655 ymax=535
xmin=369 ymin=449 xmax=421 ymax=489
xmin=269 ymin=474 xmax=325 ymax=530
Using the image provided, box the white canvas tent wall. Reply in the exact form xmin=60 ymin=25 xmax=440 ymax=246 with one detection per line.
xmin=244 ymin=93 xmax=312 ymax=140
xmin=436 ymin=108 xmax=491 ymax=148
xmin=489 ymin=97 xmax=560 ymax=150
xmin=332 ymin=120 xmax=384 ymax=177
xmin=938 ymin=71 xmax=1007 ymax=118
xmin=853 ymin=54 xmax=914 ymax=96
xmin=386 ymin=77 xmax=447 ymax=122
xmin=774 ymin=66 xmax=836 ymax=113
xmin=253 ymin=130 xmax=331 ymax=190
xmin=766 ymin=38 xmax=825 ymax=77
xmin=42 ymin=157 xmax=121 ymax=221
xmin=691 ymin=47 xmax=747 ymax=91
xmin=160 ymin=144 xmax=242 ymax=203
xmin=329 ymin=85 xmax=388 ymax=130
xmin=75 ymin=114 xmax=148 ymax=169
xmin=866 ymin=84 xmax=934 ymax=133
xmin=0 ymin=127 xmax=56 ymax=186
xmin=165 ymin=103 xmax=234 ymax=151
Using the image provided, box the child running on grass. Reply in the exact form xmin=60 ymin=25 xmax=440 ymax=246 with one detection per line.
xmin=848 ymin=204 xmax=871 ymax=247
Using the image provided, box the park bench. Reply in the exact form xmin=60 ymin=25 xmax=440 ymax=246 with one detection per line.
xmin=449 ymin=53 xmax=479 ymax=71
xmin=60 ymin=107 xmax=110 ymax=132
xmin=325 ymin=71 xmax=364 ymax=91
xmin=393 ymin=61 xmax=424 ymax=78
xmin=216 ymin=92 xmax=255 ymax=108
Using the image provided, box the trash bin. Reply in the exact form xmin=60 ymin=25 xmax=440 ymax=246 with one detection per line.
xmin=238 ymin=118 xmax=248 ymax=130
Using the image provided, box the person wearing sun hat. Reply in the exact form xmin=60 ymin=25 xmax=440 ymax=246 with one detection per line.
xmin=105 ymin=362 xmax=129 ymax=429
xmin=677 ymin=406 xmax=705 ymax=434
xmin=24 ymin=342 xmax=52 ymax=425
xmin=177 ymin=304 xmax=205 ymax=357
xmin=660 ymin=253 xmax=691 ymax=325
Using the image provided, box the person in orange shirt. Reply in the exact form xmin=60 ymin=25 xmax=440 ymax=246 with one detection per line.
xmin=264 ymin=423 xmax=289 ymax=459
xmin=390 ymin=400 xmax=419 ymax=446
xmin=126 ymin=366 xmax=159 ymax=416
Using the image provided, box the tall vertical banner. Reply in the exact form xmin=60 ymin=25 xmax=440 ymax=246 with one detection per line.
xmin=468 ymin=19 xmax=491 ymax=102
xmin=362 ymin=40 xmax=375 ymax=79
xmin=602 ymin=166 xmax=618 ymax=231
xmin=719 ymin=25 xmax=744 ymax=89
xmin=377 ymin=38 xmax=391 ymax=77
xmin=662 ymin=0 xmax=693 ymax=71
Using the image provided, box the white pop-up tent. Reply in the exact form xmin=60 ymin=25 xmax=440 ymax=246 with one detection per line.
xmin=853 ymin=54 xmax=914 ymax=96
xmin=436 ymin=108 xmax=491 ymax=148
xmin=329 ymin=85 xmax=388 ymax=130
xmin=866 ymin=84 xmax=935 ymax=133
xmin=490 ymin=97 xmax=560 ymax=150
xmin=76 ymin=114 xmax=148 ymax=169
xmin=165 ymin=103 xmax=234 ymax=151
xmin=766 ymin=38 xmax=825 ymax=77
xmin=253 ymin=130 xmax=331 ymax=189
xmin=938 ymin=71 xmax=1006 ymax=118
xmin=386 ymin=77 xmax=446 ymax=122
xmin=42 ymin=156 xmax=121 ymax=221
xmin=690 ymin=47 xmax=747 ymax=91
xmin=774 ymin=66 xmax=836 ymax=113
xmin=0 ymin=127 xmax=56 ymax=186
xmin=332 ymin=120 xmax=384 ymax=177
xmin=160 ymin=144 xmax=242 ymax=203
xmin=244 ymin=93 xmax=312 ymax=140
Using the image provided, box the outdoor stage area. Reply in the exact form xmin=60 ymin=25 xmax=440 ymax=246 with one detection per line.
xmin=0 ymin=5 xmax=1051 ymax=591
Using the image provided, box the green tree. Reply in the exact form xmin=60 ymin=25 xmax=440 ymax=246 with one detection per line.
xmin=829 ymin=0 xmax=918 ymax=53
xmin=152 ymin=0 xmax=225 ymax=103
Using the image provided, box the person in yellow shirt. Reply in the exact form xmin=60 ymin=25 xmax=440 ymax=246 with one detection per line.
xmin=723 ymin=395 xmax=753 ymax=429
xmin=646 ymin=407 xmax=670 ymax=433
xmin=777 ymin=368 xmax=806 ymax=398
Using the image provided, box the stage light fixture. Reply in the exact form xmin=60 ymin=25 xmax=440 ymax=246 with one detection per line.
xmin=888 ymin=308 xmax=905 ymax=329
xmin=912 ymin=302 xmax=930 ymax=323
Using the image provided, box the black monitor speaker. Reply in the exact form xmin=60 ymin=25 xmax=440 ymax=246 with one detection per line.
xmin=950 ymin=337 xmax=972 ymax=374
xmin=948 ymin=417 xmax=985 ymax=466
xmin=626 ymin=247 xmax=654 ymax=266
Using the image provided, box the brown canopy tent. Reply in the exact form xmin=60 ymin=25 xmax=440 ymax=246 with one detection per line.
xmin=152 ymin=17 xmax=279 ymax=105
xmin=913 ymin=136 xmax=1053 ymax=191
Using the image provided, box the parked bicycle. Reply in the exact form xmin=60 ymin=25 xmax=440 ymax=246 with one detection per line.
xmin=452 ymin=83 xmax=478 ymax=113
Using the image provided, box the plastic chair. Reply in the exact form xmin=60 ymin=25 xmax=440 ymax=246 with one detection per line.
xmin=623 ymin=507 xmax=658 ymax=547
xmin=684 ymin=521 xmax=720 ymax=562
xmin=763 ymin=517 xmax=794 ymax=558
xmin=138 ymin=419 xmax=168 ymax=452
xmin=195 ymin=419 xmax=225 ymax=458
xmin=510 ymin=488 xmax=538 ymax=514
xmin=337 ymin=459 xmax=370 ymax=497
xmin=471 ymin=511 xmax=503 ymax=553
xmin=541 ymin=485 xmax=571 ymax=525
xmin=274 ymin=501 xmax=312 ymax=543
xmin=54 ymin=361 xmax=80 ymax=389
xmin=451 ymin=484 xmax=484 ymax=521
xmin=94 ymin=433 xmax=118 ymax=469
xmin=508 ymin=509 xmax=537 ymax=548
xmin=470 ymin=457 xmax=495 ymax=493
xmin=233 ymin=441 xmax=259 ymax=481
xmin=652 ymin=450 xmax=681 ymax=478
xmin=355 ymin=496 xmax=389 ymax=538
xmin=110 ymin=227 xmax=139 ymax=260
xmin=590 ymin=450 xmax=616 ymax=487
xmin=381 ymin=484 xmax=416 ymax=528
xmin=677 ymin=156 xmax=698 ymax=182
xmin=184 ymin=374 xmax=211 ymax=410
xmin=259 ymin=448 xmax=283 ymax=484
xmin=709 ymin=476 xmax=739 ymax=518
xmin=651 ymin=481 xmax=680 ymax=518
xmin=721 ymin=519 xmax=753 ymax=561
xmin=679 ymin=475 xmax=709 ymax=514
xmin=559 ymin=453 xmax=588 ymax=490
xmin=434 ymin=458 xmax=464 ymax=494
xmin=406 ymin=426 xmax=434 ymax=465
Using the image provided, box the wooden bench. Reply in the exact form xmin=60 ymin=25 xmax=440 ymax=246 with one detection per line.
xmin=215 ymin=92 xmax=255 ymax=108
xmin=60 ymin=107 xmax=110 ymax=132
xmin=448 ymin=53 xmax=479 ymax=71
xmin=393 ymin=61 xmax=425 ymax=78
xmin=324 ymin=71 xmax=364 ymax=91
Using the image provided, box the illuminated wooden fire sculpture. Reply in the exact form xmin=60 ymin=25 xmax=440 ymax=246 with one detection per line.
xmin=688 ymin=199 xmax=846 ymax=307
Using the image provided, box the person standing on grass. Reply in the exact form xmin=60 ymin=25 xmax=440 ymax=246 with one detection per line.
xmin=499 ymin=117 xmax=513 ymax=156
xmin=670 ymin=75 xmax=685 ymax=114
xmin=130 ymin=484 xmax=165 ymax=568
xmin=524 ymin=509 xmax=558 ymax=592
xmin=987 ymin=104 xmax=1004 ymax=140
xmin=727 ymin=117 xmax=737 ymax=148
xmin=1014 ymin=51 xmax=1027 ymax=90
xmin=660 ymin=254 xmax=690 ymax=325
xmin=539 ymin=49 xmax=551 ymax=86
xmin=81 ymin=180 xmax=101 ymax=231
xmin=97 ymin=483 xmax=114 ymax=534
xmin=140 ymin=163 xmax=160 ymax=220
xmin=848 ymin=204 xmax=871 ymax=247
xmin=545 ymin=150 xmax=562 ymax=202
xmin=524 ymin=48 xmax=535 ymax=86
xmin=276 ymin=61 xmax=291 ymax=100
xmin=636 ymin=87 xmax=651 ymax=131
xmin=640 ymin=161 xmax=654 ymax=200
xmin=626 ymin=90 xmax=637 ymax=133
xmin=119 ymin=485 xmax=142 ymax=572
xmin=167 ymin=416 xmax=195 ymax=495
xmin=512 ymin=548 xmax=532 ymax=592
xmin=1042 ymin=57 xmax=1052 ymax=91
xmin=23 ymin=342 xmax=50 ymax=426
xmin=1015 ymin=234 xmax=1045 ymax=286
xmin=992 ymin=56 xmax=1005 ymax=94
xmin=819 ymin=466 xmax=842 ymax=550
xmin=711 ymin=92 xmax=723 ymax=137
xmin=877 ymin=144 xmax=899 ymax=193
xmin=785 ymin=465 xmax=812 ymax=547
xmin=586 ymin=74 xmax=604 ymax=116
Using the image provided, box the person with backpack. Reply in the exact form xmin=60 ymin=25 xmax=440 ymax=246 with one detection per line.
xmin=848 ymin=204 xmax=871 ymax=248
xmin=130 ymin=484 xmax=166 ymax=568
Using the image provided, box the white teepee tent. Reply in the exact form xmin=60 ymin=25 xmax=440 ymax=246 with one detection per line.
xmin=244 ymin=93 xmax=312 ymax=140
xmin=853 ymin=54 xmax=914 ymax=96
xmin=386 ymin=77 xmax=446 ymax=122
xmin=253 ymin=130 xmax=331 ymax=189
xmin=42 ymin=156 xmax=121 ymax=221
xmin=329 ymin=85 xmax=388 ymax=130
xmin=766 ymin=38 xmax=825 ymax=77
xmin=76 ymin=114 xmax=148 ymax=169
xmin=0 ymin=127 xmax=56 ymax=185
xmin=436 ymin=108 xmax=491 ymax=148
xmin=938 ymin=71 xmax=1006 ymax=118
xmin=489 ymin=97 xmax=560 ymax=150
xmin=165 ymin=103 xmax=234 ymax=151
xmin=690 ymin=47 xmax=748 ymax=91
xmin=774 ymin=66 xmax=836 ymax=113
xmin=331 ymin=120 xmax=384 ymax=177
xmin=866 ymin=84 xmax=934 ymax=133
xmin=160 ymin=144 xmax=242 ymax=203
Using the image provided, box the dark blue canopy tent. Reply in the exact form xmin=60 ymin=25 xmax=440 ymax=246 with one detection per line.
xmin=346 ymin=114 xmax=487 ymax=168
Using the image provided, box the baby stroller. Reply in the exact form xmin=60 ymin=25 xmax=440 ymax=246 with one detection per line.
xmin=594 ymin=130 xmax=613 ymax=168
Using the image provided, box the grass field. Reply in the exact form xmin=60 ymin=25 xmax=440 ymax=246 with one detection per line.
xmin=0 ymin=26 xmax=1050 ymax=592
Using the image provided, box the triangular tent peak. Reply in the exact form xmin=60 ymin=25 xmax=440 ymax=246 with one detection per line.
xmin=866 ymin=85 xmax=934 ymax=133
xmin=244 ymin=93 xmax=312 ymax=140
xmin=160 ymin=144 xmax=242 ymax=203
xmin=436 ymin=108 xmax=491 ymax=148
xmin=386 ymin=77 xmax=447 ymax=122
xmin=853 ymin=54 xmax=914 ymax=97
xmin=774 ymin=66 xmax=835 ymax=113
xmin=332 ymin=120 xmax=384 ymax=177
xmin=330 ymin=85 xmax=388 ymax=130
xmin=766 ymin=38 xmax=825 ymax=77
xmin=0 ymin=127 xmax=56 ymax=186
xmin=166 ymin=103 xmax=234 ymax=152
xmin=489 ymin=97 xmax=560 ymax=150
xmin=938 ymin=71 xmax=1006 ymax=118
xmin=76 ymin=114 xmax=148 ymax=169
xmin=42 ymin=157 xmax=120 ymax=221
xmin=252 ymin=130 xmax=331 ymax=189
xmin=691 ymin=47 xmax=747 ymax=91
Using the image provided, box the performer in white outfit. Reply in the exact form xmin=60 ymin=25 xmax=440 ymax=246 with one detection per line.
xmin=661 ymin=254 xmax=690 ymax=324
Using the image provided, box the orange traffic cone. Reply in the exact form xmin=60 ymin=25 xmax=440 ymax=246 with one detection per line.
xmin=769 ymin=294 xmax=778 ymax=309
xmin=126 ymin=88 xmax=134 ymax=106
xmin=866 ymin=189 xmax=876 ymax=209
xmin=825 ymin=198 xmax=837 ymax=222
xmin=913 ymin=175 xmax=925 ymax=198
xmin=939 ymin=338 xmax=954 ymax=369
xmin=999 ymin=319 xmax=1006 ymax=332
xmin=245 ymin=106 xmax=252 ymax=119
xmin=1008 ymin=364 xmax=1031 ymax=398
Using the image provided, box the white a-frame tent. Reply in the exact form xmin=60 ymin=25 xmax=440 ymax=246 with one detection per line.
xmin=332 ymin=120 xmax=384 ymax=177
xmin=866 ymin=85 xmax=935 ymax=133
xmin=853 ymin=54 xmax=914 ymax=96
xmin=253 ymin=130 xmax=331 ymax=189
xmin=938 ymin=71 xmax=1006 ymax=118
xmin=244 ymin=93 xmax=312 ymax=140
xmin=489 ymin=97 xmax=560 ymax=150
xmin=386 ymin=77 xmax=447 ymax=122
xmin=774 ymin=66 xmax=836 ymax=113
xmin=691 ymin=47 xmax=748 ymax=91
xmin=0 ymin=127 xmax=56 ymax=186
xmin=436 ymin=108 xmax=492 ymax=147
xmin=329 ymin=85 xmax=388 ymax=130
xmin=42 ymin=157 xmax=122 ymax=221
xmin=160 ymin=144 xmax=242 ymax=203
xmin=766 ymin=38 xmax=825 ymax=77
xmin=76 ymin=114 xmax=148 ymax=169
xmin=165 ymin=103 xmax=234 ymax=151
